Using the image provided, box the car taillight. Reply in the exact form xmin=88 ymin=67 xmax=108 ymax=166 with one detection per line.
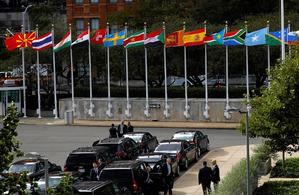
xmin=132 ymin=180 xmax=138 ymax=192
xmin=176 ymin=153 xmax=182 ymax=161
xmin=64 ymin=165 xmax=68 ymax=171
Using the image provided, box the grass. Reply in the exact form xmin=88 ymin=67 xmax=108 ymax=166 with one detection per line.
xmin=254 ymin=181 xmax=299 ymax=195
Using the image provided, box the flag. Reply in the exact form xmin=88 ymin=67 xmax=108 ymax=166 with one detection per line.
xmin=103 ymin=30 xmax=126 ymax=47
xmin=165 ymin=30 xmax=184 ymax=47
xmin=53 ymin=31 xmax=71 ymax=52
xmin=266 ymin=29 xmax=288 ymax=46
xmin=183 ymin=28 xmax=205 ymax=47
xmin=32 ymin=32 xmax=53 ymax=51
xmin=223 ymin=29 xmax=245 ymax=46
xmin=124 ymin=30 xmax=145 ymax=48
xmin=5 ymin=32 xmax=36 ymax=51
xmin=287 ymin=31 xmax=299 ymax=45
xmin=204 ymin=29 xmax=225 ymax=46
xmin=4 ymin=34 xmax=21 ymax=51
xmin=245 ymin=28 xmax=268 ymax=46
xmin=71 ymin=30 xmax=89 ymax=46
xmin=144 ymin=30 xmax=165 ymax=45
xmin=91 ymin=29 xmax=106 ymax=45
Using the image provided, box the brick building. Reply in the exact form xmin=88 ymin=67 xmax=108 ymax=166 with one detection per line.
xmin=66 ymin=0 xmax=138 ymax=33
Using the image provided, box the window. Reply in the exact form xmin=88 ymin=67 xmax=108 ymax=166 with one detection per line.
xmin=76 ymin=19 xmax=84 ymax=34
xmin=74 ymin=0 xmax=83 ymax=4
xmin=109 ymin=0 xmax=117 ymax=3
xmin=90 ymin=18 xmax=99 ymax=31
xmin=90 ymin=0 xmax=98 ymax=3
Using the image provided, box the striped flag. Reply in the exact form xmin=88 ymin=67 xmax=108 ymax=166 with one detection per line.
xmin=53 ymin=31 xmax=71 ymax=52
xmin=32 ymin=32 xmax=53 ymax=51
xmin=124 ymin=30 xmax=145 ymax=48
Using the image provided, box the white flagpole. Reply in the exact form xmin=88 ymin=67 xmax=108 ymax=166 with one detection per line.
xmin=281 ymin=0 xmax=285 ymax=60
xmin=203 ymin=20 xmax=209 ymax=119
xmin=36 ymin=24 xmax=41 ymax=118
xmin=87 ymin=23 xmax=94 ymax=117
xmin=183 ymin=21 xmax=190 ymax=119
xmin=52 ymin=24 xmax=58 ymax=119
xmin=163 ymin=22 xmax=170 ymax=118
xmin=224 ymin=21 xmax=231 ymax=119
xmin=288 ymin=20 xmax=291 ymax=56
xmin=125 ymin=22 xmax=131 ymax=118
xmin=21 ymin=25 xmax=27 ymax=117
xmin=105 ymin=22 xmax=113 ymax=117
xmin=267 ymin=21 xmax=271 ymax=88
xmin=69 ymin=24 xmax=75 ymax=113
xmin=245 ymin=21 xmax=250 ymax=112
xmin=144 ymin=22 xmax=150 ymax=117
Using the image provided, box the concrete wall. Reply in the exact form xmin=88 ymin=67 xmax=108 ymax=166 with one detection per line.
xmin=59 ymin=98 xmax=245 ymax=122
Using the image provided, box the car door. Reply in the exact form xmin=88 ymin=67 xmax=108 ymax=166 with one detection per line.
xmin=144 ymin=133 xmax=154 ymax=152
xmin=150 ymin=161 xmax=164 ymax=191
xmin=184 ymin=141 xmax=195 ymax=161
xmin=197 ymin=131 xmax=207 ymax=150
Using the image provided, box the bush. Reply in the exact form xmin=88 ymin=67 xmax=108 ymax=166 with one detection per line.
xmin=270 ymin=157 xmax=299 ymax=178
xmin=254 ymin=181 xmax=299 ymax=195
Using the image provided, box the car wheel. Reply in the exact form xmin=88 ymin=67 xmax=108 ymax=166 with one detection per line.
xmin=175 ymin=165 xmax=180 ymax=177
xmin=184 ymin=159 xmax=189 ymax=170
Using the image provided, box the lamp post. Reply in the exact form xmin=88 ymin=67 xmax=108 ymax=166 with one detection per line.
xmin=228 ymin=108 xmax=250 ymax=195
xmin=22 ymin=5 xmax=32 ymax=33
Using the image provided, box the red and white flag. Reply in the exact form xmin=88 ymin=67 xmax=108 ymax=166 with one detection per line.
xmin=91 ymin=29 xmax=106 ymax=45
xmin=71 ymin=30 xmax=89 ymax=46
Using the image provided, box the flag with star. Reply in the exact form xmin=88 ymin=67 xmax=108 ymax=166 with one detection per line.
xmin=204 ymin=29 xmax=225 ymax=46
xmin=103 ymin=30 xmax=126 ymax=47
xmin=223 ymin=29 xmax=246 ymax=46
xmin=245 ymin=28 xmax=267 ymax=46
xmin=266 ymin=28 xmax=288 ymax=46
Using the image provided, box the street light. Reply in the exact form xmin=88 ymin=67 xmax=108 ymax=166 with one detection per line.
xmin=22 ymin=5 xmax=32 ymax=33
xmin=228 ymin=108 xmax=250 ymax=195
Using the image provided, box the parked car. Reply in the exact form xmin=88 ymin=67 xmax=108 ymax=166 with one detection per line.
xmin=171 ymin=130 xmax=209 ymax=157
xmin=123 ymin=132 xmax=159 ymax=153
xmin=73 ymin=180 xmax=130 ymax=195
xmin=154 ymin=140 xmax=198 ymax=170
xmin=92 ymin=138 xmax=140 ymax=160
xmin=7 ymin=152 xmax=61 ymax=181
xmin=99 ymin=160 xmax=148 ymax=195
xmin=162 ymin=76 xmax=194 ymax=87
xmin=64 ymin=147 xmax=113 ymax=179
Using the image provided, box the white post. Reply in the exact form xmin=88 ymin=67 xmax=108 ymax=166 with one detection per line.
xmin=281 ymin=0 xmax=285 ymax=60
xmin=87 ymin=23 xmax=94 ymax=117
xmin=52 ymin=24 xmax=58 ymax=119
xmin=224 ymin=21 xmax=231 ymax=119
xmin=69 ymin=24 xmax=75 ymax=113
xmin=203 ymin=21 xmax=209 ymax=119
xmin=36 ymin=25 xmax=41 ymax=118
xmin=163 ymin=22 xmax=170 ymax=118
xmin=21 ymin=25 xmax=27 ymax=117
xmin=124 ymin=23 xmax=131 ymax=118
xmin=105 ymin=23 xmax=113 ymax=117
xmin=288 ymin=20 xmax=291 ymax=56
xmin=245 ymin=21 xmax=251 ymax=112
xmin=144 ymin=22 xmax=150 ymax=118
xmin=183 ymin=22 xmax=190 ymax=119
xmin=267 ymin=21 xmax=271 ymax=88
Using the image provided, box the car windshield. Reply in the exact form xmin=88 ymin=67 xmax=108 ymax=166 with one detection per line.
xmin=124 ymin=134 xmax=143 ymax=143
xmin=67 ymin=154 xmax=96 ymax=165
xmin=137 ymin=157 xmax=161 ymax=163
xmin=38 ymin=177 xmax=62 ymax=189
xmin=96 ymin=144 xmax=120 ymax=153
xmin=8 ymin=163 xmax=35 ymax=174
xmin=155 ymin=144 xmax=181 ymax=152
xmin=173 ymin=133 xmax=194 ymax=141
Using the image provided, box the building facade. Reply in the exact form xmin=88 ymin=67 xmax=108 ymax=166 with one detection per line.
xmin=66 ymin=0 xmax=137 ymax=33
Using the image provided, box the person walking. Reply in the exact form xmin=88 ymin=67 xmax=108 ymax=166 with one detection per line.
xmin=90 ymin=162 xmax=100 ymax=181
xmin=211 ymin=160 xmax=220 ymax=191
xmin=109 ymin=124 xmax=117 ymax=138
xmin=127 ymin=121 xmax=134 ymax=132
xmin=117 ymin=120 xmax=128 ymax=137
xmin=198 ymin=161 xmax=212 ymax=195
xmin=162 ymin=158 xmax=174 ymax=195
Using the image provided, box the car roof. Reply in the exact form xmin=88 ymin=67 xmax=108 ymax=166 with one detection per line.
xmin=103 ymin=160 xmax=143 ymax=169
xmin=160 ymin=139 xmax=184 ymax=144
xmin=137 ymin=153 xmax=166 ymax=158
xmin=12 ymin=159 xmax=39 ymax=165
xmin=73 ymin=180 xmax=113 ymax=192
xmin=174 ymin=130 xmax=202 ymax=134
xmin=70 ymin=146 xmax=109 ymax=154
xmin=124 ymin=132 xmax=148 ymax=135
xmin=100 ymin=137 xmax=128 ymax=144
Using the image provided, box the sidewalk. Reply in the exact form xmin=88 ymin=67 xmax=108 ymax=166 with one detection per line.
xmin=18 ymin=117 xmax=239 ymax=129
xmin=173 ymin=145 xmax=255 ymax=195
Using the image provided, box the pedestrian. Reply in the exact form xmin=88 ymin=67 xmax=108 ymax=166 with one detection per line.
xmin=117 ymin=120 xmax=128 ymax=137
xmin=97 ymin=159 xmax=106 ymax=172
xmin=198 ymin=161 xmax=212 ymax=195
xmin=143 ymin=166 xmax=158 ymax=195
xmin=127 ymin=121 xmax=134 ymax=132
xmin=109 ymin=124 xmax=117 ymax=138
xmin=90 ymin=162 xmax=100 ymax=181
xmin=211 ymin=160 xmax=220 ymax=191
xmin=162 ymin=158 xmax=174 ymax=195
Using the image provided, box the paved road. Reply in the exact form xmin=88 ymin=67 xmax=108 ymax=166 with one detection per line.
xmin=17 ymin=124 xmax=261 ymax=166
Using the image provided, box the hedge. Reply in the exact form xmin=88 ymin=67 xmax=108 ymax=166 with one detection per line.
xmin=270 ymin=157 xmax=299 ymax=178
xmin=254 ymin=181 xmax=299 ymax=195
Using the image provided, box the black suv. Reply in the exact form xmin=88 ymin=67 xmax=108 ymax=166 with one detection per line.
xmin=92 ymin=138 xmax=140 ymax=160
xmin=64 ymin=147 xmax=113 ymax=178
xmin=99 ymin=160 xmax=148 ymax=195
xmin=123 ymin=132 xmax=159 ymax=153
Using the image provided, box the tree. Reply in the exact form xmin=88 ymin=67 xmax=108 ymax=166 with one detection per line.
xmin=240 ymin=50 xmax=299 ymax=168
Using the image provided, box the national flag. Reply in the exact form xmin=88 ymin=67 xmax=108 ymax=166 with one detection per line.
xmin=124 ymin=30 xmax=145 ymax=48
xmin=144 ymin=30 xmax=165 ymax=45
xmin=103 ymin=30 xmax=126 ymax=47
xmin=5 ymin=32 xmax=36 ymax=51
xmin=32 ymin=32 xmax=53 ymax=51
xmin=223 ymin=29 xmax=246 ymax=46
xmin=245 ymin=28 xmax=268 ymax=46
xmin=266 ymin=29 xmax=288 ymax=46
xmin=53 ymin=31 xmax=71 ymax=53
xmin=91 ymin=29 xmax=106 ymax=45
xmin=165 ymin=30 xmax=184 ymax=48
xmin=204 ymin=29 xmax=225 ymax=46
xmin=287 ymin=31 xmax=299 ymax=45
xmin=71 ymin=30 xmax=89 ymax=46
xmin=183 ymin=28 xmax=205 ymax=47
xmin=4 ymin=34 xmax=21 ymax=51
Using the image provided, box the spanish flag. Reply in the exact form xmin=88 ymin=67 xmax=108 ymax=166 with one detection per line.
xmin=165 ymin=30 xmax=184 ymax=48
xmin=183 ymin=28 xmax=205 ymax=47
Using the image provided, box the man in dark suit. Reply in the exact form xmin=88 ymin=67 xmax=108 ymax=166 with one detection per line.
xmin=90 ymin=162 xmax=100 ymax=181
xmin=211 ymin=160 xmax=220 ymax=191
xmin=117 ymin=120 xmax=128 ymax=137
xmin=198 ymin=161 xmax=212 ymax=195
xmin=162 ymin=158 xmax=174 ymax=195
xmin=109 ymin=124 xmax=117 ymax=138
xmin=127 ymin=121 xmax=134 ymax=132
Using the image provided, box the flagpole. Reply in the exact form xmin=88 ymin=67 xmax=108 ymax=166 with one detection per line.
xmin=21 ymin=25 xmax=27 ymax=117
xmin=124 ymin=22 xmax=131 ymax=118
xmin=105 ymin=22 xmax=113 ymax=117
xmin=245 ymin=21 xmax=250 ymax=112
xmin=69 ymin=24 xmax=75 ymax=113
xmin=35 ymin=24 xmax=41 ymax=118
xmin=288 ymin=20 xmax=291 ymax=56
xmin=87 ymin=22 xmax=94 ymax=117
xmin=203 ymin=20 xmax=209 ymax=119
xmin=163 ymin=21 xmax=170 ymax=118
xmin=52 ymin=24 xmax=58 ymax=119
xmin=281 ymin=0 xmax=285 ymax=60
xmin=224 ymin=21 xmax=231 ymax=119
xmin=144 ymin=22 xmax=150 ymax=118
xmin=183 ymin=21 xmax=190 ymax=119
xmin=267 ymin=21 xmax=271 ymax=88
